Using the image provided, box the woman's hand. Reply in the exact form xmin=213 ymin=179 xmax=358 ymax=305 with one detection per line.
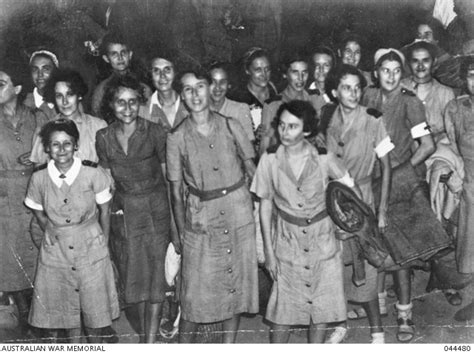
xmin=377 ymin=209 xmax=388 ymax=234
xmin=265 ymin=252 xmax=280 ymax=282
xmin=44 ymin=229 xmax=54 ymax=246
xmin=17 ymin=152 xmax=33 ymax=166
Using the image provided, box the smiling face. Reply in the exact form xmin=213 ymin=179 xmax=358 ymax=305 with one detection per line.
xmin=112 ymin=86 xmax=140 ymax=125
xmin=342 ymin=41 xmax=362 ymax=68
xmin=48 ymin=130 xmax=76 ymax=166
xmin=278 ymin=109 xmax=305 ymax=148
xmin=151 ymin=58 xmax=175 ymax=93
xmin=333 ymin=73 xmax=361 ymax=114
xmin=55 ymin=81 xmax=80 ymax=118
xmin=180 ymin=73 xmax=210 ymax=114
xmin=376 ymin=59 xmax=403 ymax=94
xmin=103 ymin=43 xmax=133 ymax=73
xmin=409 ymin=48 xmax=434 ymax=83
xmin=285 ymin=61 xmax=309 ymax=93
xmin=209 ymin=68 xmax=229 ymax=104
xmin=312 ymin=53 xmax=332 ymax=84
xmin=30 ymin=56 xmax=54 ymax=94
xmin=246 ymin=56 xmax=271 ymax=88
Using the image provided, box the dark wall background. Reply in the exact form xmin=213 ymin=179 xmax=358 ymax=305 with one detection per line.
xmin=0 ymin=0 xmax=471 ymax=92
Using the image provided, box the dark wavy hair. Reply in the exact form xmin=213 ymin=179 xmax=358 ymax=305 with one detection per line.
xmin=40 ymin=118 xmax=79 ymax=151
xmin=405 ymin=41 xmax=437 ymax=63
xmin=175 ymin=68 xmax=211 ymax=94
xmin=460 ymin=56 xmax=474 ymax=82
xmin=274 ymin=100 xmax=319 ymax=139
xmin=43 ymin=68 xmax=88 ymax=105
xmin=100 ymin=73 xmax=147 ymax=124
xmin=325 ymin=64 xmax=367 ymax=103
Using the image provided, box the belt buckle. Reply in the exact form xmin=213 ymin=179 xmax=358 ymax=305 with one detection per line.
xmin=306 ymin=218 xmax=312 ymax=224
xmin=222 ymin=189 xmax=227 ymax=195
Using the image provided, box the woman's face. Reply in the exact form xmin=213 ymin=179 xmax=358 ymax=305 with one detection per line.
xmin=341 ymin=41 xmax=362 ymax=68
xmin=278 ymin=109 xmax=305 ymax=148
xmin=151 ymin=58 xmax=175 ymax=92
xmin=417 ymin=24 xmax=435 ymax=43
xmin=31 ymin=56 xmax=54 ymax=93
xmin=112 ymin=87 xmax=140 ymax=124
xmin=246 ymin=56 xmax=271 ymax=88
xmin=376 ymin=59 xmax=403 ymax=93
xmin=333 ymin=74 xmax=361 ymax=113
xmin=55 ymin=81 xmax=79 ymax=118
xmin=312 ymin=53 xmax=332 ymax=84
xmin=285 ymin=61 xmax=309 ymax=92
xmin=209 ymin=68 xmax=229 ymax=103
xmin=48 ymin=131 xmax=76 ymax=166
xmin=180 ymin=73 xmax=210 ymax=114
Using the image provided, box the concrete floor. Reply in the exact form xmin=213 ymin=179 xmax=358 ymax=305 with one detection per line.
xmin=1 ymin=268 xmax=473 ymax=344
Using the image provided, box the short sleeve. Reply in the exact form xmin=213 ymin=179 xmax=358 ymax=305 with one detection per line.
xmin=166 ymin=131 xmax=183 ymax=182
xmin=95 ymin=130 xmax=110 ymax=169
xmin=151 ymin=123 xmax=167 ymax=163
xmin=30 ymin=135 xmax=48 ymax=164
xmin=24 ymin=173 xmax=44 ymax=211
xmin=250 ymin=152 xmax=274 ymax=200
xmin=92 ymin=166 xmax=113 ymax=204
xmin=444 ymin=99 xmax=460 ymax=147
xmin=228 ymin=118 xmax=256 ymax=161
xmin=240 ymin=103 xmax=256 ymax=141
xmin=405 ymin=96 xmax=430 ymax=138
xmin=373 ymin=119 xmax=394 ymax=158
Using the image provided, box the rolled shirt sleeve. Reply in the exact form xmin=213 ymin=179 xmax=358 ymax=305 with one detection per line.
xmin=166 ymin=131 xmax=183 ymax=182
xmin=250 ymin=152 xmax=274 ymax=200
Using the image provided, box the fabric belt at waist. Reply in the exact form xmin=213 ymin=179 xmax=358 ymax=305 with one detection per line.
xmin=0 ymin=169 xmax=33 ymax=178
xmin=188 ymin=178 xmax=245 ymax=202
xmin=276 ymin=206 xmax=328 ymax=227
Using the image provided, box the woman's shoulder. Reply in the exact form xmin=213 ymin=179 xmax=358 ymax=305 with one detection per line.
xmin=83 ymin=113 xmax=108 ymax=129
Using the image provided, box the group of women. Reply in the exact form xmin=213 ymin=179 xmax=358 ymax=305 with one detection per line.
xmin=1 ymin=16 xmax=473 ymax=344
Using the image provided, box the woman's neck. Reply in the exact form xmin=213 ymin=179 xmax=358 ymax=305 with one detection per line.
xmin=286 ymin=85 xmax=306 ymax=99
xmin=284 ymin=140 xmax=307 ymax=156
xmin=157 ymin=89 xmax=178 ymax=106
xmin=118 ymin=119 xmax=137 ymax=136
xmin=315 ymin=81 xmax=325 ymax=92
xmin=191 ymin=108 xmax=211 ymax=125
xmin=247 ymin=82 xmax=269 ymax=103
xmin=61 ymin=110 xmax=81 ymax=121
xmin=54 ymin=159 xmax=74 ymax=174
xmin=1 ymin=99 xmax=17 ymax=119
xmin=210 ymin=97 xmax=225 ymax=112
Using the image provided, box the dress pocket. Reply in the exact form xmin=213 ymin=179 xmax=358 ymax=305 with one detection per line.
xmin=185 ymin=195 xmax=207 ymax=234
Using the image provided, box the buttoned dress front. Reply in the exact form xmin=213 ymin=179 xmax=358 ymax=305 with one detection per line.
xmin=327 ymin=105 xmax=394 ymax=302
xmin=96 ymin=118 xmax=171 ymax=304
xmin=250 ymin=142 xmax=347 ymax=325
xmin=166 ymin=112 xmax=258 ymax=323
xmin=444 ymin=95 xmax=474 ymax=273
xmin=0 ymin=104 xmax=47 ymax=292
xmin=25 ymin=157 xmax=119 ymax=329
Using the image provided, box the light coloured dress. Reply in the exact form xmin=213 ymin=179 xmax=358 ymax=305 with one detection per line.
xmin=251 ymin=141 xmax=349 ymax=325
xmin=166 ymin=112 xmax=258 ymax=323
xmin=25 ymin=157 xmax=119 ymax=328
xmin=327 ymin=105 xmax=394 ymax=302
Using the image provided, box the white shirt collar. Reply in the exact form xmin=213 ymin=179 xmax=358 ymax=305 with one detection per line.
xmin=149 ymin=91 xmax=180 ymax=126
xmin=48 ymin=157 xmax=81 ymax=188
xmin=33 ymin=88 xmax=55 ymax=109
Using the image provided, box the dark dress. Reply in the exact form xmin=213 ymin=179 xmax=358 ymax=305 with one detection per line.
xmin=96 ymin=117 xmax=171 ymax=304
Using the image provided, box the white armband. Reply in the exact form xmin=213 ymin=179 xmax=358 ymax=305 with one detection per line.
xmin=374 ymin=136 xmax=395 ymax=158
xmin=411 ymin=122 xmax=430 ymax=139
xmin=95 ymin=188 xmax=113 ymax=204
xmin=24 ymin=197 xmax=44 ymax=211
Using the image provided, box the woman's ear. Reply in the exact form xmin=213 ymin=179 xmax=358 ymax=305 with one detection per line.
xmin=374 ymin=70 xmax=379 ymax=80
xmin=303 ymin=131 xmax=311 ymax=137
xmin=331 ymin=89 xmax=338 ymax=100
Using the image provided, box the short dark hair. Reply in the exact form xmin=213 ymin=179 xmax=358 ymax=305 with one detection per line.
xmin=175 ymin=68 xmax=211 ymax=93
xmin=207 ymin=61 xmax=237 ymax=87
xmin=338 ymin=32 xmax=365 ymax=54
xmin=242 ymin=47 xmax=270 ymax=71
xmin=43 ymin=68 xmax=88 ymax=104
xmin=101 ymin=32 xmax=129 ymax=56
xmin=311 ymin=46 xmax=337 ymax=66
xmin=406 ymin=41 xmax=437 ymax=63
xmin=281 ymin=50 xmax=309 ymax=74
xmin=275 ymin=100 xmax=319 ymax=138
xmin=0 ymin=62 xmax=25 ymax=87
xmin=325 ymin=64 xmax=367 ymax=103
xmin=40 ymin=118 xmax=80 ymax=151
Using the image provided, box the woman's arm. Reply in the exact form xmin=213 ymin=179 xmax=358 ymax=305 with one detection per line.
xmin=260 ymin=198 xmax=279 ymax=281
xmin=31 ymin=209 xmax=53 ymax=246
xmin=97 ymin=201 xmax=111 ymax=244
xmin=410 ymin=134 xmax=435 ymax=167
xmin=378 ymin=154 xmax=391 ymax=233
xmin=170 ymin=180 xmax=186 ymax=254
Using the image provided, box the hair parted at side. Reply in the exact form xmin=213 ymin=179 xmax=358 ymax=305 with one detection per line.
xmin=274 ymin=100 xmax=319 ymax=138
xmin=40 ymin=118 xmax=80 ymax=151
xmin=43 ymin=68 xmax=88 ymax=104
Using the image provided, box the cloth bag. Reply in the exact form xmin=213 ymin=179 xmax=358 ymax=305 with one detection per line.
xmin=165 ymin=243 xmax=181 ymax=287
